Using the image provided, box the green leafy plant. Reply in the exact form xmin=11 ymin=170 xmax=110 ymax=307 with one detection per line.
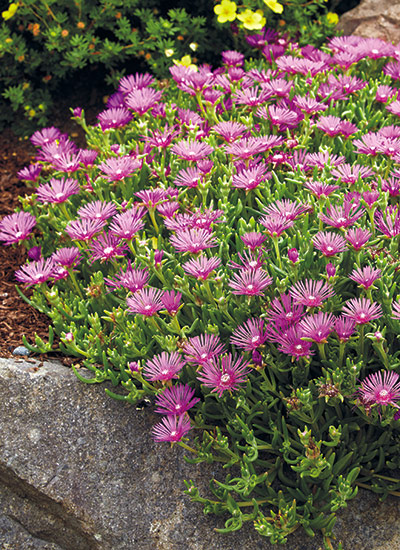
xmin=4 ymin=29 xmax=400 ymax=549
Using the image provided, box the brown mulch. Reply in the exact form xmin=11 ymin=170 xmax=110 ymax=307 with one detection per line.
xmin=0 ymin=77 xmax=109 ymax=358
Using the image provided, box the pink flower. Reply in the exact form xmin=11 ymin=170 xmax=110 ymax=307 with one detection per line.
xmin=271 ymin=326 xmax=314 ymax=360
xmin=143 ymin=351 xmax=185 ymax=381
xmin=15 ymin=258 xmax=55 ymax=286
xmin=392 ymin=300 xmax=400 ymax=320
xmin=65 ymin=218 xmax=105 ymax=241
xmin=171 ymin=140 xmax=213 ymax=161
xmin=334 ymin=316 xmax=357 ymax=342
xmin=228 ymin=269 xmax=272 ymax=296
xmin=125 ymin=88 xmax=163 ymax=115
xmin=88 ymin=232 xmax=127 ymax=264
xmin=183 ymin=334 xmax=226 ymax=366
xmin=99 ymin=155 xmax=142 ymax=181
xmin=170 ymin=228 xmax=217 ymax=254
xmin=155 ymin=384 xmax=200 ymax=416
xmin=36 ymin=177 xmax=80 ymax=204
xmin=174 ymin=167 xmax=201 ymax=188
xmin=30 ymin=126 xmax=63 ymax=147
xmin=18 ymin=163 xmax=42 ymax=182
xmin=345 ymin=228 xmax=372 ymax=250
xmin=212 ymin=121 xmax=247 ymax=143
xmin=265 ymin=293 xmax=305 ymax=332
xmin=259 ymin=214 xmax=293 ymax=237
xmin=118 ymin=72 xmax=154 ymax=94
xmin=182 ymin=256 xmax=221 ymax=280
xmin=232 ymin=165 xmax=271 ymax=190
xmin=197 ymin=353 xmax=250 ymax=397
xmin=304 ymin=181 xmax=339 ymax=199
xmin=349 ymin=266 xmax=381 ymax=289
xmin=152 ymin=414 xmax=192 ymax=442
xmin=241 ymin=232 xmax=267 ymax=250
xmin=126 ymin=287 xmax=164 ymax=317
xmin=97 ymin=107 xmax=133 ymax=130
xmin=105 ymin=262 xmax=149 ymax=293
xmin=313 ymin=231 xmax=347 ymax=257
xmin=109 ymin=208 xmax=145 ymax=240
xmin=52 ymin=247 xmax=81 ymax=268
xmin=358 ymin=371 xmax=400 ymax=408
xmin=0 ymin=211 xmax=36 ymax=245
xmin=299 ymin=312 xmax=335 ymax=343
xmin=78 ymin=200 xmax=117 ymax=221
xmin=289 ymin=279 xmax=335 ymax=308
xmin=342 ymin=298 xmax=382 ymax=324
xmin=230 ymin=318 xmax=267 ymax=351
xmin=161 ymin=290 xmax=182 ymax=316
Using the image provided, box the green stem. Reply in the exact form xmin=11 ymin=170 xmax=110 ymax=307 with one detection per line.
xmin=148 ymin=207 xmax=159 ymax=233
xmin=67 ymin=269 xmax=84 ymax=299
xmin=272 ymin=236 xmax=282 ymax=270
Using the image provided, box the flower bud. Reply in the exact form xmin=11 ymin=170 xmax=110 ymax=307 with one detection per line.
xmin=288 ymin=248 xmax=299 ymax=263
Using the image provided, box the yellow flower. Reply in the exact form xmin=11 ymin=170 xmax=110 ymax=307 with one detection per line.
xmin=165 ymin=48 xmax=174 ymax=57
xmin=326 ymin=12 xmax=339 ymax=25
xmin=2 ymin=2 xmax=19 ymax=20
xmin=214 ymin=0 xmax=237 ymax=24
xmin=237 ymin=8 xmax=265 ymax=30
xmin=263 ymin=0 xmax=284 ymax=14
xmin=172 ymin=55 xmax=197 ymax=71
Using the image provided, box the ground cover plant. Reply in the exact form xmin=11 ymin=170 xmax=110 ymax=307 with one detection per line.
xmin=4 ymin=29 xmax=400 ymax=549
xmin=0 ymin=0 xmax=336 ymax=133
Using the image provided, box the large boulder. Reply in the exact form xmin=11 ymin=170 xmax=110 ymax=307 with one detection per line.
xmin=0 ymin=357 xmax=399 ymax=549
xmin=337 ymin=0 xmax=400 ymax=43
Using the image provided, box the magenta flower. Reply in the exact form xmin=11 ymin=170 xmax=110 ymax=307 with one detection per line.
xmin=241 ymin=232 xmax=267 ymax=250
xmin=358 ymin=371 xmax=400 ymax=409
xmin=233 ymin=86 xmax=272 ymax=107
xmin=265 ymin=293 xmax=305 ymax=332
xmin=228 ymin=268 xmax=272 ymax=296
xmin=152 ymin=414 xmax=192 ymax=442
xmin=263 ymin=199 xmax=310 ymax=221
xmin=170 ymin=228 xmax=217 ymax=254
xmin=142 ymin=126 xmax=180 ymax=149
xmin=88 ymin=232 xmax=127 ymax=264
xmin=161 ymin=290 xmax=182 ymax=316
xmin=289 ymin=279 xmax=335 ymax=308
xmin=99 ymin=155 xmax=142 ymax=181
xmin=30 ymin=126 xmax=63 ymax=147
xmin=155 ymin=384 xmax=200 ymax=416
xmin=143 ymin=351 xmax=185 ymax=382
xmin=272 ymin=326 xmax=314 ymax=361
xmin=36 ymin=136 xmax=77 ymax=163
xmin=342 ymin=298 xmax=382 ymax=324
xmin=125 ymin=88 xmax=163 ymax=115
xmin=36 ymin=177 xmax=80 ymax=204
xmin=126 ymin=287 xmax=164 ymax=317
xmin=306 ymin=151 xmax=345 ymax=170
xmin=304 ymin=181 xmax=339 ymax=199
xmin=65 ymin=218 xmax=105 ymax=241
xmin=15 ymin=258 xmax=55 ymax=286
xmin=259 ymin=214 xmax=293 ymax=237
xmin=331 ymin=163 xmax=373 ymax=184
xmin=97 ymin=107 xmax=133 ymax=130
xmin=228 ymin=249 xmax=264 ymax=272
xmin=105 ymin=262 xmax=149 ymax=293
xmin=299 ymin=312 xmax=335 ymax=343
xmin=171 ymin=140 xmax=213 ymax=161
xmin=222 ymin=50 xmax=245 ymax=66
xmin=313 ymin=231 xmax=347 ymax=257
xmin=52 ymin=247 xmax=81 ymax=268
xmin=316 ymin=115 xmax=345 ymax=137
xmin=78 ymin=200 xmax=117 ymax=221
xmin=0 ymin=211 xmax=36 ymax=245
xmin=118 ymin=72 xmax=154 ymax=94
xmin=212 ymin=121 xmax=247 ymax=143
xmin=135 ymin=188 xmax=168 ymax=208
xmin=197 ymin=353 xmax=250 ymax=397
xmin=18 ymin=163 xmax=42 ymax=182
xmin=353 ymin=133 xmax=384 ymax=156
xmin=52 ymin=151 xmax=82 ymax=173
xmin=392 ymin=300 xmax=400 ymax=320
xmin=183 ymin=334 xmax=226 ymax=366
xmin=109 ymin=208 xmax=145 ymax=240
xmin=319 ymin=202 xmax=365 ymax=229
xmin=345 ymin=228 xmax=371 ymax=250
xmin=293 ymin=95 xmax=327 ymax=114
xmin=374 ymin=206 xmax=400 ymax=238
xmin=231 ymin=318 xmax=267 ymax=351
xmin=334 ymin=316 xmax=357 ymax=342
xmin=225 ymin=136 xmax=282 ymax=160
xmin=182 ymin=256 xmax=221 ymax=280
xmin=264 ymin=105 xmax=302 ymax=132
xmin=174 ymin=167 xmax=201 ymax=188
xmin=349 ymin=266 xmax=381 ymax=289
xmin=232 ymin=165 xmax=271 ymax=191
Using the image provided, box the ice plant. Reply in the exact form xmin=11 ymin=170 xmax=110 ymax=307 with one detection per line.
xmin=7 ymin=31 xmax=400 ymax=547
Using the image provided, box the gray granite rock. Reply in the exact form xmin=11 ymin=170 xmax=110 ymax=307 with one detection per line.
xmin=337 ymin=0 xmax=400 ymax=43
xmin=0 ymin=357 xmax=399 ymax=550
